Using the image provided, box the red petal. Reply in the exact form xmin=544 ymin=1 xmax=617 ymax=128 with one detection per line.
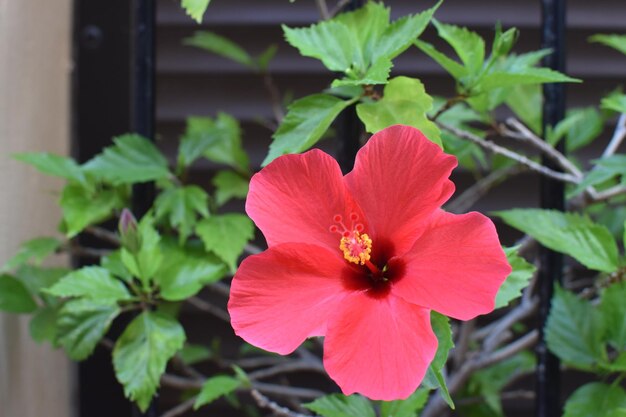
xmin=392 ymin=210 xmax=511 ymax=320
xmin=246 ymin=149 xmax=364 ymax=253
xmin=323 ymin=292 xmax=437 ymax=400
xmin=228 ymin=243 xmax=354 ymax=355
xmin=345 ymin=125 xmax=457 ymax=258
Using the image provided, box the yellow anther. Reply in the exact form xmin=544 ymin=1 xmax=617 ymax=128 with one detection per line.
xmin=339 ymin=232 xmax=372 ymax=265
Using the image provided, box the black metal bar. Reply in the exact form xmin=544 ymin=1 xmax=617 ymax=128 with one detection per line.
xmin=73 ymin=1 xmax=134 ymax=415
xmin=131 ymin=0 xmax=156 ymax=218
xmin=336 ymin=0 xmax=364 ymax=173
xmin=537 ymin=0 xmax=566 ymax=416
xmin=130 ymin=1 xmax=157 ymax=416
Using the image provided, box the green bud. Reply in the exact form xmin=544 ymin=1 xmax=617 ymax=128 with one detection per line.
xmin=118 ymin=208 xmax=141 ymax=254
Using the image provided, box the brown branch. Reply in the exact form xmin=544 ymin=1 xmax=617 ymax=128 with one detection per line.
xmin=421 ymin=331 xmax=539 ymax=417
xmin=329 ymin=0 xmax=352 ymax=17
xmin=503 ymin=118 xmax=584 ymax=180
xmin=446 ymin=165 xmax=525 ymax=213
xmin=248 ymin=361 xmax=325 ymax=380
xmin=314 ymin=0 xmax=330 ymax=19
xmin=439 ymin=123 xmax=580 ymax=184
xmin=603 ymin=113 xmax=626 ymax=157
xmin=251 ymin=389 xmax=317 ymax=417
xmin=186 ymin=296 xmax=230 ymax=322
xmin=84 ymin=226 xmax=120 ymax=246
xmin=159 ymin=397 xmax=197 ymax=417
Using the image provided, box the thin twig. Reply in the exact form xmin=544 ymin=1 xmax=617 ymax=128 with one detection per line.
xmin=504 ymin=118 xmax=584 ymax=179
xmin=262 ymin=71 xmax=285 ymax=123
xmin=209 ymin=281 xmax=231 ymax=298
xmin=452 ymin=319 xmax=475 ymax=370
xmin=421 ymin=331 xmax=539 ymax=417
xmin=329 ymin=0 xmax=352 ymax=17
xmin=187 ymin=296 xmax=230 ymax=322
xmin=248 ymin=361 xmax=325 ymax=380
xmin=245 ymin=243 xmax=263 ymax=254
xmin=457 ymin=389 xmax=535 ymax=406
xmin=159 ymin=397 xmax=197 ymax=417
xmin=314 ymin=0 xmax=330 ymax=19
xmin=84 ymin=226 xmax=121 ymax=246
xmin=439 ymin=123 xmax=580 ymax=184
xmin=68 ymin=245 xmax=112 ymax=258
xmin=161 ymin=374 xmax=325 ymax=399
xmin=602 ymin=113 xmax=626 ymax=157
xmin=252 ymin=382 xmax=325 ymax=399
xmin=232 ymin=356 xmax=287 ymax=368
xmin=591 ymin=184 xmax=626 ymax=202
xmin=446 ymin=165 xmax=525 ymax=213
xmin=251 ymin=389 xmax=317 ymax=417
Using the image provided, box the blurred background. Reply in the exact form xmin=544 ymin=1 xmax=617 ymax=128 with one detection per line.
xmin=1 ymin=0 xmax=625 ymax=416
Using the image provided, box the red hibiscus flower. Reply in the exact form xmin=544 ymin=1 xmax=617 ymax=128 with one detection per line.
xmin=228 ymin=125 xmax=511 ymax=400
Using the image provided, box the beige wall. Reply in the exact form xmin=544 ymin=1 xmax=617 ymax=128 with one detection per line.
xmin=0 ymin=0 xmax=74 ymax=416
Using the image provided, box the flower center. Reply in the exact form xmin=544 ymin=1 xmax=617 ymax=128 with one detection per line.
xmin=330 ymin=214 xmax=381 ymax=277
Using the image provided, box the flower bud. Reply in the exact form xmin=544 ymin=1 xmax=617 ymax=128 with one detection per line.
xmin=118 ymin=208 xmax=141 ymax=253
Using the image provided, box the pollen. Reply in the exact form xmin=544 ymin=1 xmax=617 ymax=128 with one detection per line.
xmin=330 ymin=213 xmax=373 ymax=265
xmin=340 ymin=231 xmax=372 ymax=265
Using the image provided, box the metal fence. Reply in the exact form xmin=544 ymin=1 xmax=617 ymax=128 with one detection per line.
xmin=73 ymin=0 xmax=567 ymax=415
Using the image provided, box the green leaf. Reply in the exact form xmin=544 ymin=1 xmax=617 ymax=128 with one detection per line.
xmin=13 ymin=152 xmax=88 ymax=187
xmin=101 ymin=250 xmax=132 ymax=282
xmin=421 ymin=311 xmax=455 ymax=409
xmin=56 ymin=299 xmax=120 ymax=360
xmin=495 ymin=209 xmax=619 ymax=273
xmin=1 ymin=237 xmax=61 ymax=272
xmin=599 ymin=282 xmax=626 ymax=350
xmin=156 ymin=240 xmax=226 ymax=301
xmin=283 ymin=21 xmax=356 ymax=73
xmin=356 ymin=76 xmax=441 ymax=146
xmin=545 ymin=287 xmax=606 ymax=369
xmin=495 ymin=247 xmax=536 ymax=308
xmin=430 ymin=312 xmax=454 ymax=372
xmin=331 ymin=58 xmax=392 ymax=87
xmin=121 ymin=216 xmax=163 ymax=287
xmin=371 ymin=3 xmax=438 ymax=63
xmin=83 ymin=134 xmax=170 ymax=185
xmin=284 ymin=2 xmax=436 ymax=85
xmin=380 ymin=389 xmax=429 ymax=417
xmin=414 ymin=40 xmax=468 ymax=80
xmin=505 ymin=84 xmax=542 ymax=134
xmin=589 ymin=34 xmax=626 ymax=56
xmin=303 ymin=394 xmax=376 ymax=417
xmin=194 ymin=375 xmax=241 ymax=409
xmin=563 ymin=382 xmax=626 ymax=417
xmin=181 ymin=0 xmax=210 ymax=23
xmin=155 ymin=185 xmax=209 ymax=241
xmin=468 ymin=352 xmax=535 ymax=414
xmin=60 ymin=184 xmax=126 ymax=237
xmin=263 ymin=94 xmax=353 ymax=165
xmin=47 ymin=266 xmax=131 ymax=304
xmin=432 ymin=20 xmax=485 ymax=75
xmin=113 ymin=312 xmax=186 ymax=412
xmin=571 ymin=155 xmax=626 ymax=197
xmin=196 ymin=214 xmax=254 ymax=273
xmin=184 ymin=31 xmax=254 ymax=68
xmin=179 ymin=113 xmax=249 ymax=172
xmin=547 ymin=107 xmax=604 ymax=151
xmin=30 ymin=305 xmax=60 ymax=344
xmin=212 ymin=170 xmax=249 ymax=206
xmin=178 ymin=343 xmax=212 ymax=365
xmin=602 ymin=93 xmax=626 ymax=114
xmin=478 ymin=67 xmax=580 ymax=90
xmin=0 ymin=274 xmax=37 ymax=313
xmin=15 ymin=265 xmax=70 ymax=300
xmin=256 ymin=44 xmax=278 ymax=71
